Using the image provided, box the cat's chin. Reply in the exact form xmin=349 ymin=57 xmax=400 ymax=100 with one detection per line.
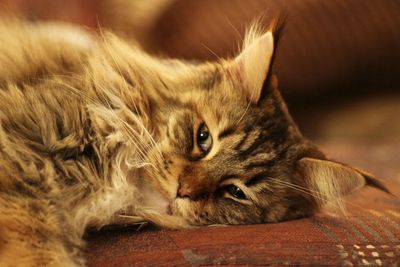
xmin=139 ymin=182 xmax=173 ymax=215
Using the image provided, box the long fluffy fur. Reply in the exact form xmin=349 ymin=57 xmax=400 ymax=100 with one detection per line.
xmin=0 ymin=17 xmax=386 ymax=267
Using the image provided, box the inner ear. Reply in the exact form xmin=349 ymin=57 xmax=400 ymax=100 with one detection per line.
xmin=299 ymin=158 xmax=365 ymax=198
xmin=229 ymin=30 xmax=274 ymax=104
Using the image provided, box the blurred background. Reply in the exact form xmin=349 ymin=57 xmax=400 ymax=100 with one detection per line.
xmin=0 ymin=0 xmax=399 ymax=180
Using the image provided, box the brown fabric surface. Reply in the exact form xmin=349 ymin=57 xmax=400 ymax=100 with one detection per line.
xmin=0 ymin=2 xmax=398 ymax=265
xmin=85 ymin=143 xmax=400 ymax=266
xmin=86 ymin=210 xmax=400 ymax=266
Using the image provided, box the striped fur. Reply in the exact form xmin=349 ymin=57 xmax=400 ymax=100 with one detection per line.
xmin=0 ymin=18 xmax=387 ymax=266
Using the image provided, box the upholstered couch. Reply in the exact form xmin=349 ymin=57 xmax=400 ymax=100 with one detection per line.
xmin=1 ymin=0 xmax=399 ymax=265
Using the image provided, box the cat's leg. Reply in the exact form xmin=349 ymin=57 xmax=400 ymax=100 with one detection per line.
xmin=0 ymin=196 xmax=85 ymax=267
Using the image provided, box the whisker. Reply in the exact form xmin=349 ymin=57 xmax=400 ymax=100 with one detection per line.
xmin=236 ymin=98 xmax=251 ymax=126
xmin=268 ymin=178 xmax=345 ymax=210
xmin=201 ymin=43 xmax=222 ymax=61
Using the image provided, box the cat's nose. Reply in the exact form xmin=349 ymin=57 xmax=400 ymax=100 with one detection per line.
xmin=177 ymin=174 xmax=208 ymax=200
xmin=177 ymin=182 xmax=206 ymax=200
xmin=177 ymin=182 xmax=192 ymax=199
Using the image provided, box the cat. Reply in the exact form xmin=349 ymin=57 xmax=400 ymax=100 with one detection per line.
xmin=0 ymin=18 xmax=388 ymax=267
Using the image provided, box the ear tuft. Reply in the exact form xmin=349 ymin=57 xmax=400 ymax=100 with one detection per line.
xmin=356 ymin=168 xmax=393 ymax=196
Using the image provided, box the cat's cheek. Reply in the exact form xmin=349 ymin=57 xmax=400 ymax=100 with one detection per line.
xmin=170 ymin=198 xmax=188 ymax=216
xmin=143 ymin=143 xmax=181 ymax=200
xmin=157 ymin=154 xmax=190 ymax=199
xmin=139 ymin=181 xmax=171 ymax=215
xmin=170 ymin=199 xmax=199 ymax=224
xmin=170 ymin=199 xmax=213 ymax=225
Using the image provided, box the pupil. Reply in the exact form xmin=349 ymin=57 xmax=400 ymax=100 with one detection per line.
xmin=199 ymin=131 xmax=208 ymax=141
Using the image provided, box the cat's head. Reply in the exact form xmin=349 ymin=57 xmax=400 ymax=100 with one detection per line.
xmin=98 ymin=23 xmax=388 ymax=226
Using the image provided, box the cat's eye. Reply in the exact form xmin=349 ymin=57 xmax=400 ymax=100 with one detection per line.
xmin=225 ymin=185 xmax=247 ymax=200
xmin=197 ymin=123 xmax=212 ymax=153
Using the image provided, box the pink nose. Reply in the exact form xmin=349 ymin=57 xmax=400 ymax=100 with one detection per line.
xmin=177 ymin=182 xmax=207 ymax=200
xmin=177 ymin=183 xmax=192 ymax=198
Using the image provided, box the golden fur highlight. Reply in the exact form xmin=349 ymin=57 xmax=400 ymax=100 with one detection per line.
xmin=0 ymin=17 xmax=388 ymax=266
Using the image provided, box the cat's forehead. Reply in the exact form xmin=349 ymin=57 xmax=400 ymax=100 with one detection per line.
xmin=185 ymin=66 xmax=258 ymax=112
xmin=197 ymin=91 xmax=278 ymax=133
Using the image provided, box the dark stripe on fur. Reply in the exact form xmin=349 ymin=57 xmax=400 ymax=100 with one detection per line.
xmin=219 ymin=173 xmax=238 ymax=182
xmin=234 ymin=126 xmax=254 ymax=151
xmin=239 ymin=132 xmax=268 ymax=158
xmin=246 ymin=172 xmax=270 ymax=186
xmin=244 ymin=159 xmax=276 ymax=171
xmin=218 ymin=126 xmax=235 ymax=140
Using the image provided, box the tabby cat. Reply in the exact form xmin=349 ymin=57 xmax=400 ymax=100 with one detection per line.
xmin=0 ymin=18 xmax=387 ymax=266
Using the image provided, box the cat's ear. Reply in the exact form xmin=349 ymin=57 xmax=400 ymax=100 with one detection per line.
xmin=297 ymin=157 xmax=390 ymax=208
xmin=229 ymin=31 xmax=274 ymax=103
